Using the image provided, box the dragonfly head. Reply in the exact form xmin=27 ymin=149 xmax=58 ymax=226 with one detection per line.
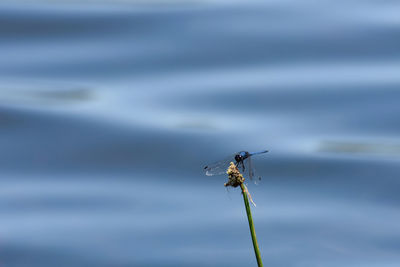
xmin=235 ymin=151 xmax=248 ymax=163
xmin=235 ymin=151 xmax=250 ymax=162
xmin=234 ymin=153 xmax=243 ymax=163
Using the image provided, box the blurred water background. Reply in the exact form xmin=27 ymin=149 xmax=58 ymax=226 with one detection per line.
xmin=1 ymin=0 xmax=400 ymax=266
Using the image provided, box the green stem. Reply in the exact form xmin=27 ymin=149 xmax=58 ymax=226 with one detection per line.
xmin=240 ymin=183 xmax=263 ymax=267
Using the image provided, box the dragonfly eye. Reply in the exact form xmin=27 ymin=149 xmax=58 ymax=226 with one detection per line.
xmin=234 ymin=154 xmax=242 ymax=163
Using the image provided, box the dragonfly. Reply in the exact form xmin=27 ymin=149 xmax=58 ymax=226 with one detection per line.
xmin=204 ymin=150 xmax=268 ymax=182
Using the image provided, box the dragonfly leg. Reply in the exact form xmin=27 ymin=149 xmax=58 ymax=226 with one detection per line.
xmin=240 ymin=160 xmax=245 ymax=172
xmin=234 ymin=156 xmax=245 ymax=172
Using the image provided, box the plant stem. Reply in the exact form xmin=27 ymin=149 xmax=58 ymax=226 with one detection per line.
xmin=240 ymin=183 xmax=263 ymax=267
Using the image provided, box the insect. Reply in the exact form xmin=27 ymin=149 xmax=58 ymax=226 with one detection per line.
xmin=204 ymin=150 xmax=268 ymax=181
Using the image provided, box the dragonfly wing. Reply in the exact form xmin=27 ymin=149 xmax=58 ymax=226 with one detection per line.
xmin=204 ymin=154 xmax=237 ymax=176
xmin=244 ymin=157 xmax=261 ymax=184
xmin=248 ymin=156 xmax=254 ymax=180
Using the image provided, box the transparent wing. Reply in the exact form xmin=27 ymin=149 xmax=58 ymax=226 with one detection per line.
xmin=204 ymin=153 xmax=237 ymax=176
xmin=244 ymin=156 xmax=262 ymax=185
xmin=247 ymin=156 xmax=254 ymax=180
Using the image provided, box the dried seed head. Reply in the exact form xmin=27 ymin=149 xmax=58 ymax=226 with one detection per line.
xmin=224 ymin=162 xmax=245 ymax=188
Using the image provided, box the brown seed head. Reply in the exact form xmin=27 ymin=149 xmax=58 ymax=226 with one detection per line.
xmin=224 ymin=162 xmax=245 ymax=188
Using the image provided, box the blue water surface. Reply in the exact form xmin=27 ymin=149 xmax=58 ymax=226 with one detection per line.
xmin=1 ymin=1 xmax=400 ymax=266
